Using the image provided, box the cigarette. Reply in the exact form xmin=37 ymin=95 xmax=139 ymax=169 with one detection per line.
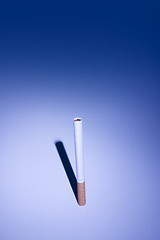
xmin=74 ymin=117 xmax=86 ymax=206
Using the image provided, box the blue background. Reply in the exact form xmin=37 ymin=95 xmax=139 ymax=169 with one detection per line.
xmin=0 ymin=1 xmax=159 ymax=239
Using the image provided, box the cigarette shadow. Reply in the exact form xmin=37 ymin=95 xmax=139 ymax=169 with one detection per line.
xmin=55 ymin=141 xmax=78 ymax=202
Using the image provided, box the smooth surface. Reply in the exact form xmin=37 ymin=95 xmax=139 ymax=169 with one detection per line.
xmin=0 ymin=1 xmax=159 ymax=240
xmin=74 ymin=119 xmax=85 ymax=182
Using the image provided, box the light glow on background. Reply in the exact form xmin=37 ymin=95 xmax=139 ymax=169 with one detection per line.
xmin=0 ymin=1 xmax=159 ymax=240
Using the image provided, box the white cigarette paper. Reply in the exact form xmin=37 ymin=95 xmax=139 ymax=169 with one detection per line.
xmin=74 ymin=118 xmax=85 ymax=182
xmin=74 ymin=117 xmax=86 ymax=206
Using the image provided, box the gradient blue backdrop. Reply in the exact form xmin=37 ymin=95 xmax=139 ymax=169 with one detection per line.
xmin=0 ymin=1 xmax=159 ymax=240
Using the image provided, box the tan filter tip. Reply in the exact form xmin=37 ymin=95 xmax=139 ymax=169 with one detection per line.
xmin=77 ymin=181 xmax=86 ymax=206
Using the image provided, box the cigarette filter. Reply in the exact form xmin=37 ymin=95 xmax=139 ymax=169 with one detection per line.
xmin=74 ymin=118 xmax=86 ymax=206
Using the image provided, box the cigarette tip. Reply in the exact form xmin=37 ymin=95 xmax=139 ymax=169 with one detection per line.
xmin=74 ymin=117 xmax=82 ymax=122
